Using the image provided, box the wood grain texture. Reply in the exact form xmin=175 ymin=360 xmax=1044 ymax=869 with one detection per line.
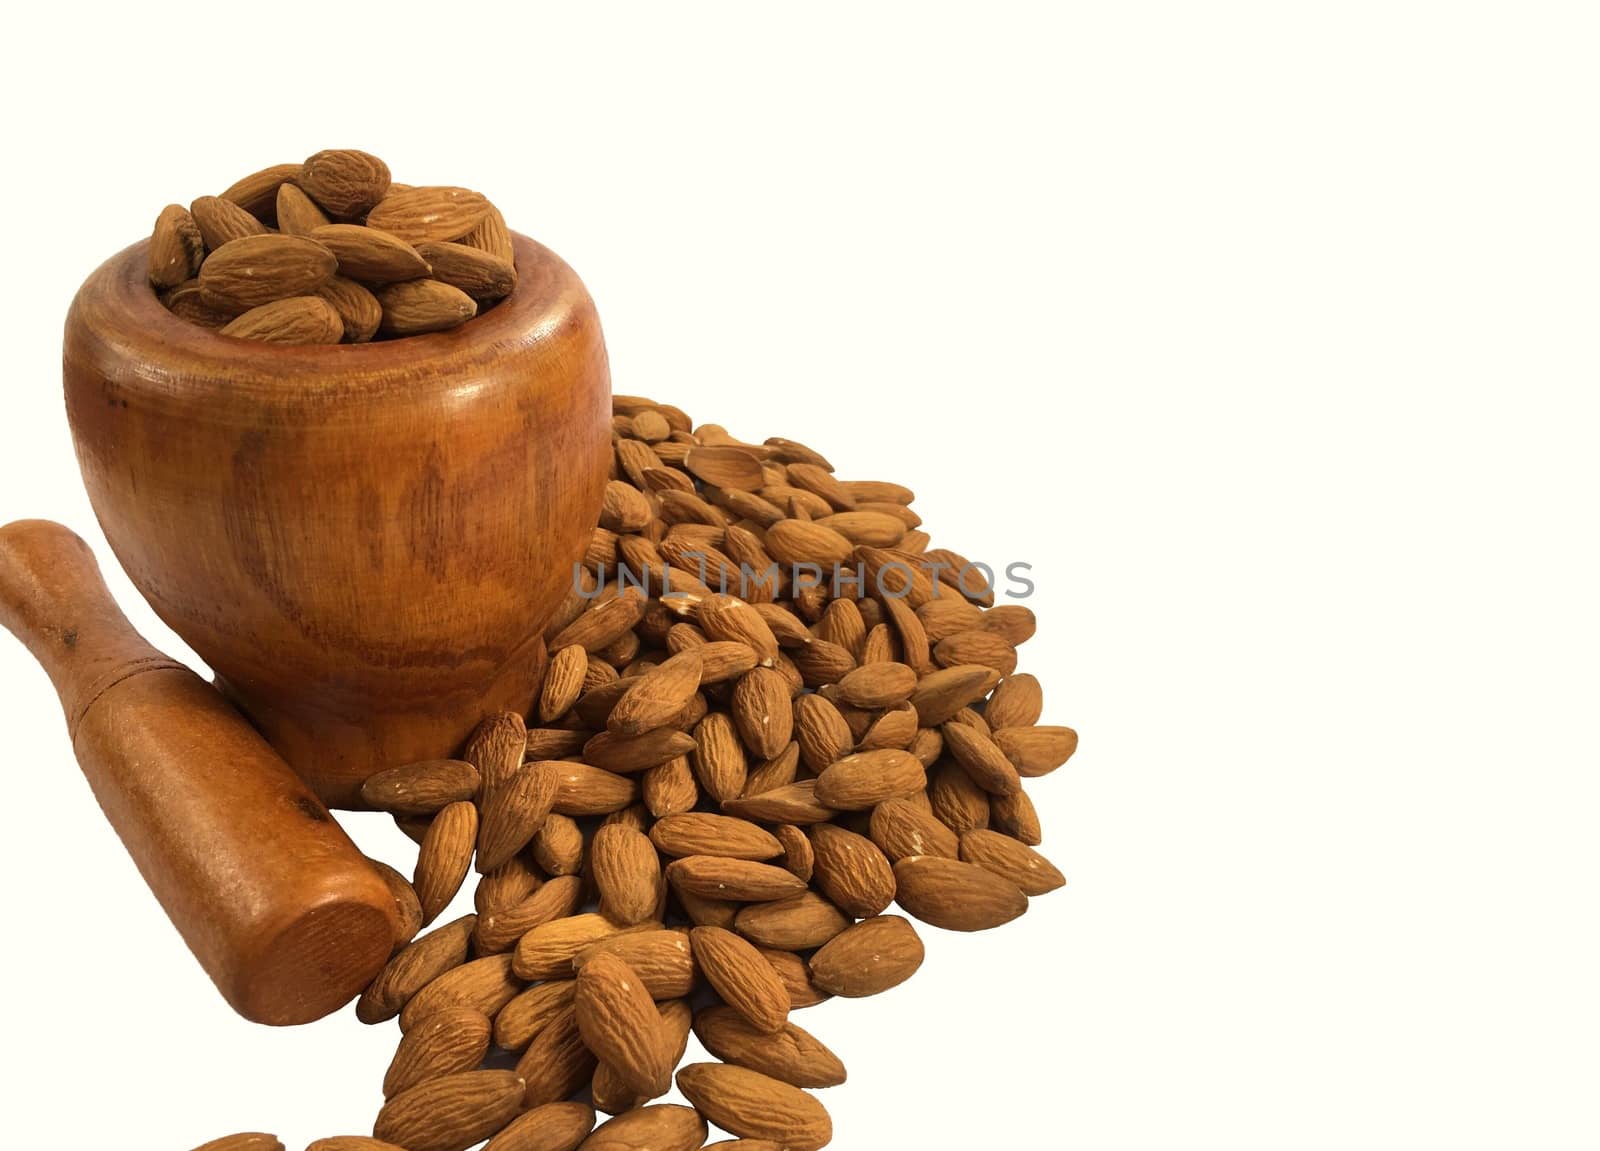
xmin=64 ymin=232 xmax=611 ymax=806
xmin=0 ymin=520 xmax=400 ymax=1024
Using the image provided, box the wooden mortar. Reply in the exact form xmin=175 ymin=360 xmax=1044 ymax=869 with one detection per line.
xmin=63 ymin=233 xmax=610 ymax=807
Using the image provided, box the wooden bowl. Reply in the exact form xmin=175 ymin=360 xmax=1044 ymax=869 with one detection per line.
xmin=63 ymin=233 xmax=610 ymax=807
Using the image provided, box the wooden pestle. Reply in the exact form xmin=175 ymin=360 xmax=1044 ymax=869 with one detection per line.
xmin=0 ymin=519 xmax=401 ymax=1025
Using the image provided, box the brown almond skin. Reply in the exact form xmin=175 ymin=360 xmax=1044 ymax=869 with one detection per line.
xmin=275 ymin=181 xmax=331 ymax=235
xmin=377 ymin=279 xmax=477 ymax=335
xmin=734 ymin=891 xmax=852 ymax=951
xmin=373 ymin=1070 xmax=526 ymax=1151
xmin=993 ymin=724 xmax=1080 ymax=776
xmin=758 ymin=946 xmax=832 ymax=1009
xmin=693 ymin=1005 xmax=847 ymax=1088
xmin=220 ymin=162 xmax=302 ymax=220
xmin=690 ymin=926 xmax=791 ymax=1033
xmin=590 ymin=823 xmax=664 ymax=924
xmin=676 ymin=1063 xmax=832 ymax=1151
xmin=515 ymin=1007 xmax=599 ymax=1108
xmin=807 ymin=823 xmax=896 ymax=918
xmin=198 ymin=233 xmax=338 ymax=311
xmin=149 ymin=204 xmax=204 ymax=288
xmin=383 ymin=1006 xmax=492 ymax=1098
xmin=666 ymin=856 xmax=808 ymax=902
xmin=218 ymin=296 xmax=344 ymax=345
xmin=305 ymin=1138 xmax=409 ymax=1151
xmin=299 ymin=148 xmax=392 ymax=217
xmin=190 ymin=1137 xmax=284 ymax=1151
xmin=959 ymin=828 xmax=1066 ymax=895
xmin=573 ymin=929 xmax=696 ymax=1000
xmin=190 ymin=194 xmax=268 ymax=249
xmin=985 ymin=673 xmax=1044 ymax=729
xmin=357 ymin=914 xmax=475 ymax=1024
xmin=514 ymin=913 xmax=633 ymax=980
xmin=366 ymin=185 xmax=492 ymax=244
xmin=476 ymin=874 xmax=585 ymax=954
xmin=813 ymin=748 xmax=926 ymax=810
xmin=731 ymin=667 xmax=795 ymax=759
xmin=990 ymin=787 xmax=1045 ymax=846
xmin=416 ymin=240 xmax=518 ymax=300
xmin=412 ymin=801 xmax=477 ymax=925
xmin=607 ymin=649 xmax=704 ymax=735
xmin=650 ymin=812 xmax=782 ymax=860
xmin=476 ymin=762 xmax=558 ymax=873
xmin=869 ymin=798 xmax=961 ymax=861
xmin=793 ymin=693 xmax=854 ymax=774
xmin=398 ymin=952 xmax=519 ymax=1032
xmin=941 ymin=720 xmax=1023 ymax=796
xmin=361 ymin=759 xmax=480 ymax=815
xmin=577 ymin=1105 xmax=706 ymax=1151
xmin=834 ymin=661 xmax=918 ymax=709
xmin=574 ymin=951 xmax=674 ymax=1098
xmin=893 ymin=854 xmax=1028 ymax=931
xmin=483 ymin=1102 xmax=595 ymax=1151
xmin=312 ymin=222 xmax=431 ymax=284
xmin=495 ymin=978 xmax=579 ymax=1052
xmin=808 ymin=914 xmax=925 ymax=997
xmin=909 ymin=664 xmax=1002 ymax=726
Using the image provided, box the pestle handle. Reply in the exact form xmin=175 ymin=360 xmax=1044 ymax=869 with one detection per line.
xmin=0 ymin=519 xmax=185 ymax=732
xmin=0 ymin=519 xmax=401 ymax=1025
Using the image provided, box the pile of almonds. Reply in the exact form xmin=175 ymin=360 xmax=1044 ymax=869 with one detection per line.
xmin=147 ymin=150 xmax=515 ymax=344
xmin=187 ymin=396 xmax=1076 ymax=1151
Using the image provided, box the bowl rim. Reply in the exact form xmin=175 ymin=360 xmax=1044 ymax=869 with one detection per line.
xmin=65 ymin=230 xmax=591 ymax=407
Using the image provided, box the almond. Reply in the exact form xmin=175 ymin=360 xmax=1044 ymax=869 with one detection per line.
xmin=298 ymin=148 xmax=392 ymax=217
xmin=606 ymin=650 xmax=704 ymax=735
xmin=666 ymin=856 xmax=809 ymax=903
xmin=990 ymin=787 xmax=1044 ymax=846
xmin=311 ymin=222 xmax=431 ymax=283
xmin=834 ymin=661 xmax=917 ymax=709
xmin=892 ymin=854 xmax=1028 ymax=931
xmin=465 ymin=711 xmax=529 ymax=795
xmin=275 ymin=181 xmax=331 ymax=236
xmin=643 ymin=754 xmax=700 ymax=817
xmin=698 ymin=595 xmax=781 ymax=664
xmin=494 ymin=979 xmax=579 ymax=1052
xmin=373 ymin=1070 xmax=525 ymax=1151
xmin=475 ymin=762 xmax=558 ymax=873
xmin=741 ymin=742 xmax=802 ymax=799
xmin=693 ymin=711 xmax=749 ymax=803
xmin=683 ymin=445 xmax=766 ymax=490
xmin=793 ymin=694 xmax=854 ymax=774
xmin=958 ymin=828 xmax=1066 ymax=895
xmin=758 ymin=946 xmax=833 ymax=1009
xmin=531 ymin=811 xmax=587 ymax=873
xmin=316 ymin=275 xmax=382 ymax=342
xmin=366 ymin=185 xmax=492 ymax=243
xmin=398 ymin=953 xmax=520 ymax=1032
xmin=220 ymin=162 xmax=302 ymax=220
xmin=161 ymin=279 xmax=232 ymax=327
xmin=690 ymin=926 xmax=791 ymax=1033
xmin=412 ymin=801 xmax=477 ymax=924
xmin=675 ymin=1063 xmax=832 ymax=1151
xmin=515 ymin=1007 xmax=597 ymax=1108
xmin=731 ymin=667 xmax=794 ymax=759
xmin=584 ymin=728 xmax=698 ymax=774
xmin=693 ymin=1005 xmax=846 ymax=1088
xmin=539 ymin=643 xmax=590 ymax=722
xmin=722 ymin=780 xmax=836 ymax=826
xmin=578 ymin=1105 xmax=706 ymax=1151
xmin=551 ymin=588 xmax=649 ymax=652
xmin=549 ymin=762 xmax=639 ymax=816
xmin=927 ymin=762 xmax=992 ymax=833
xmin=934 ymin=628 xmax=1019 ymax=676
xmin=992 ymin=724 xmax=1079 ymax=776
xmin=482 ymin=1102 xmax=594 ymax=1151
xmin=219 ymin=296 xmax=344 ymax=344
xmin=941 ymin=720 xmax=1023 ymax=796
xmin=868 ymin=798 xmax=960 ymax=861
xmin=774 ymin=823 xmax=814 ymax=883
xmin=807 ymin=824 xmax=896 ymax=918
xmin=590 ymin=823 xmax=663 ymax=924
xmin=476 ymin=875 xmax=585 ymax=955
xmin=415 ymin=241 xmax=517 ymax=299
xmin=985 ymin=673 xmax=1044 ymax=729
xmin=199 ymin=233 xmax=337 ymax=311
xmin=764 ymin=520 xmax=855 ymax=567
xmin=189 ymin=1137 xmax=283 ymax=1151
xmin=650 ymin=812 xmax=782 ymax=860
xmin=148 ymin=204 xmax=205 ymax=288
xmin=909 ymin=664 xmax=1002 ymax=726
xmin=513 ymin=913 xmax=633 ymax=980
xmin=807 ymin=914 xmax=925 ymax=998
xmin=356 ymin=914 xmax=475 ymax=1024
xmin=383 ymin=1006 xmax=492 ymax=1098
xmin=377 ymin=279 xmax=477 ymax=335
xmin=574 ymin=951 xmax=674 ymax=1097
xmin=573 ymin=929 xmax=696 ymax=1000
xmin=813 ymin=748 xmax=926 ymax=810
xmin=733 ymin=891 xmax=851 ymax=951
xmin=190 ymin=195 xmax=268 ymax=249
xmin=475 ymin=854 xmax=545 ymax=916
xmin=461 ymin=204 xmax=516 ymax=264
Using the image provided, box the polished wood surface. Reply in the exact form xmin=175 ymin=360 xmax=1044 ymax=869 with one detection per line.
xmin=64 ymin=232 xmax=611 ymax=806
xmin=0 ymin=520 xmax=401 ymax=1025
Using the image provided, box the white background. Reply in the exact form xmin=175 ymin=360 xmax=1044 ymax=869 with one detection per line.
xmin=1 ymin=3 xmax=1596 ymax=1148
